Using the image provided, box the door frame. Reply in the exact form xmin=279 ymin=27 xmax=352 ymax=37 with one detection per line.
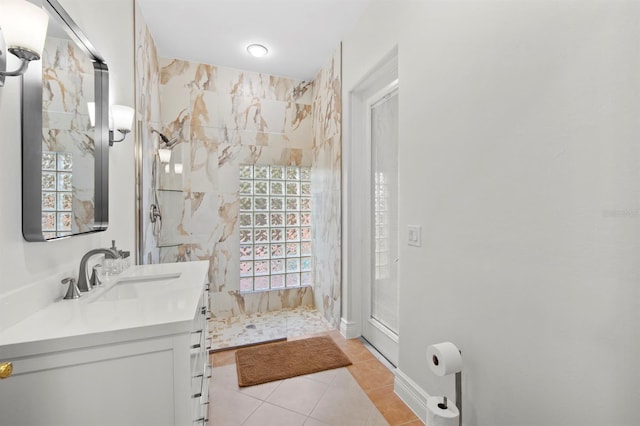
xmin=341 ymin=47 xmax=399 ymax=356
xmin=362 ymin=81 xmax=399 ymax=366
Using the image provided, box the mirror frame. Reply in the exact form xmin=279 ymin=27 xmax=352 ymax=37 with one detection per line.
xmin=22 ymin=0 xmax=110 ymax=242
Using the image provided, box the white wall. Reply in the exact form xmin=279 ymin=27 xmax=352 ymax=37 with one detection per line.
xmin=0 ymin=0 xmax=134 ymax=318
xmin=343 ymin=1 xmax=640 ymax=425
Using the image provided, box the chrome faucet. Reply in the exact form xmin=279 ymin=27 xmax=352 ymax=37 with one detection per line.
xmin=77 ymin=248 xmax=119 ymax=292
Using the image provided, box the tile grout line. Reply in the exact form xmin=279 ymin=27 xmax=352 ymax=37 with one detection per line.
xmin=258 ymin=376 xmax=330 ymax=420
xmin=240 ymin=399 xmax=265 ymax=426
xmin=365 ymin=383 xmax=395 ymax=394
xmin=303 ymin=369 xmax=340 ymax=424
xmin=259 ymin=378 xmax=282 ymax=402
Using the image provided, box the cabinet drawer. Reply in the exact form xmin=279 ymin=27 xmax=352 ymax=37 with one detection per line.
xmin=191 ymin=363 xmax=211 ymax=424
xmin=191 ymin=390 xmax=209 ymax=425
xmin=191 ymin=363 xmax=211 ymax=401
xmin=190 ymin=328 xmax=205 ymax=350
xmin=188 ymin=282 xmax=211 ymax=425
xmin=193 ymin=414 xmax=209 ymax=426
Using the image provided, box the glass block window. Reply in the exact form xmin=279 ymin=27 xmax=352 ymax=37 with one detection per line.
xmin=239 ymin=165 xmax=312 ymax=292
xmin=42 ymin=151 xmax=74 ymax=240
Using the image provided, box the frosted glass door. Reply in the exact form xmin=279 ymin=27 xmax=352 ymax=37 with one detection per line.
xmin=371 ymin=90 xmax=399 ymax=334
xmin=363 ymin=84 xmax=399 ymax=365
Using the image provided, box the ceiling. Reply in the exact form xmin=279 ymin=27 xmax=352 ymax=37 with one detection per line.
xmin=136 ymin=0 xmax=371 ymax=81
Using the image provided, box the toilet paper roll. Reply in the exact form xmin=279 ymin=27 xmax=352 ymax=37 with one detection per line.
xmin=427 ymin=342 xmax=462 ymax=376
xmin=427 ymin=396 xmax=459 ymax=426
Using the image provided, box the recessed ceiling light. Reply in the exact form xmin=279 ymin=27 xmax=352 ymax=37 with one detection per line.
xmin=246 ymin=43 xmax=269 ymax=58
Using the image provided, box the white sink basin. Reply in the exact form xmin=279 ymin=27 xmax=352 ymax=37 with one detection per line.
xmin=93 ymin=272 xmax=182 ymax=302
xmin=116 ymin=272 xmax=182 ymax=284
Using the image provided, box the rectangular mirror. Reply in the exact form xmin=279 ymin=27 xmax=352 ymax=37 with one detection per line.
xmin=22 ymin=0 xmax=110 ymax=241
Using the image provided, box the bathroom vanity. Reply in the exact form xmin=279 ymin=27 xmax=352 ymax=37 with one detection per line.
xmin=0 ymin=261 xmax=210 ymax=425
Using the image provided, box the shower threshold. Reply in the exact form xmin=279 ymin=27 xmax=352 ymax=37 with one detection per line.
xmin=208 ymin=306 xmax=334 ymax=351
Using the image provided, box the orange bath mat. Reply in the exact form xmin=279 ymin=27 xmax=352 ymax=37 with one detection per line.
xmin=235 ymin=335 xmax=352 ymax=387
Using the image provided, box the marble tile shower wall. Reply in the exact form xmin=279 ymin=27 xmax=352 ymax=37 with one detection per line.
xmin=134 ymin=2 xmax=161 ymax=265
xmin=156 ymin=58 xmax=319 ymax=318
xmin=310 ymin=47 xmax=342 ymax=328
xmin=134 ymin=6 xmax=342 ymax=326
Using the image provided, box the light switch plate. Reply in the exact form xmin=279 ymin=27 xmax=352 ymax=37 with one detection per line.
xmin=408 ymin=225 xmax=421 ymax=247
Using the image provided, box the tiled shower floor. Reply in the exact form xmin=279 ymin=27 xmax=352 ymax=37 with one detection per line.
xmin=209 ymin=306 xmax=336 ymax=351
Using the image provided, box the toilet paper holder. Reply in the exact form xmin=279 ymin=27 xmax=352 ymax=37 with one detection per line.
xmin=438 ymin=396 xmax=449 ymax=410
xmin=431 ymin=350 xmax=462 ymax=426
xmin=436 ymin=371 xmax=461 ymax=425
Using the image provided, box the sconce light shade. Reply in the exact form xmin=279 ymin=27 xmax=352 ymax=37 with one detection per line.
xmin=87 ymin=102 xmax=96 ymax=127
xmin=158 ymin=148 xmax=172 ymax=163
xmin=0 ymin=0 xmax=49 ymax=87
xmin=0 ymin=0 xmax=49 ymax=58
xmin=88 ymin=103 xmax=135 ymax=146
xmin=108 ymin=105 xmax=134 ymax=146
xmin=110 ymin=105 xmax=134 ymax=132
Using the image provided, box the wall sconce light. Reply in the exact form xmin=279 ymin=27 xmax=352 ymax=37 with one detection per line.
xmin=87 ymin=102 xmax=134 ymax=146
xmin=0 ymin=0 xmax=49 ymax=87
xmin=109 ymin=105 xmax=134 ymax=145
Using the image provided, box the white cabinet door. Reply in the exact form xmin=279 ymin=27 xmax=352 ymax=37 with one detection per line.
xmin=0 ymin=338 xmax=176 ymax=426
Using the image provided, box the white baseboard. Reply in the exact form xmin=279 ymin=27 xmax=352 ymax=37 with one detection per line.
xmin=394 ymin=368 xmax=429 ymax=424
xmin=339 ymin=318 xmax=360 ymax=339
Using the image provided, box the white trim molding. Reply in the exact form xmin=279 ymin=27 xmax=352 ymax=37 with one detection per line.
xmin=339 ymin=318 xmax=360 ymax=339
xmin=394 ymin=368 xmax=430 ymax=424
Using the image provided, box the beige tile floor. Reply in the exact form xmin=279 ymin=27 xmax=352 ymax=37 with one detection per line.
xmin=209 ymin=363 xmax=388 ymax=425
xmin=209 ymin=330 xmax=425 ymax=426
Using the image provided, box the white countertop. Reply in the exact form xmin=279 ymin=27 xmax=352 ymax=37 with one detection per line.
xmin=0 ymin=261 xmax=209 ymax=358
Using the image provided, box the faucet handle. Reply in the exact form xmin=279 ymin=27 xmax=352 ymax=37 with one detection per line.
xmin=90 ymin=264 xmax=102 ymax=287
xmin=109 ymin=240 xmax=123 ymax=258
xmin=61 ymin=277 xmax=81 ymax=300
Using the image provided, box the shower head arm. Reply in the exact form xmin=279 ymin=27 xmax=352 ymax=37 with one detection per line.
xmin=151 ymin=129 xmax=179 ymax=149
xmin=163 ymin=138 xmax=179 ymax=149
